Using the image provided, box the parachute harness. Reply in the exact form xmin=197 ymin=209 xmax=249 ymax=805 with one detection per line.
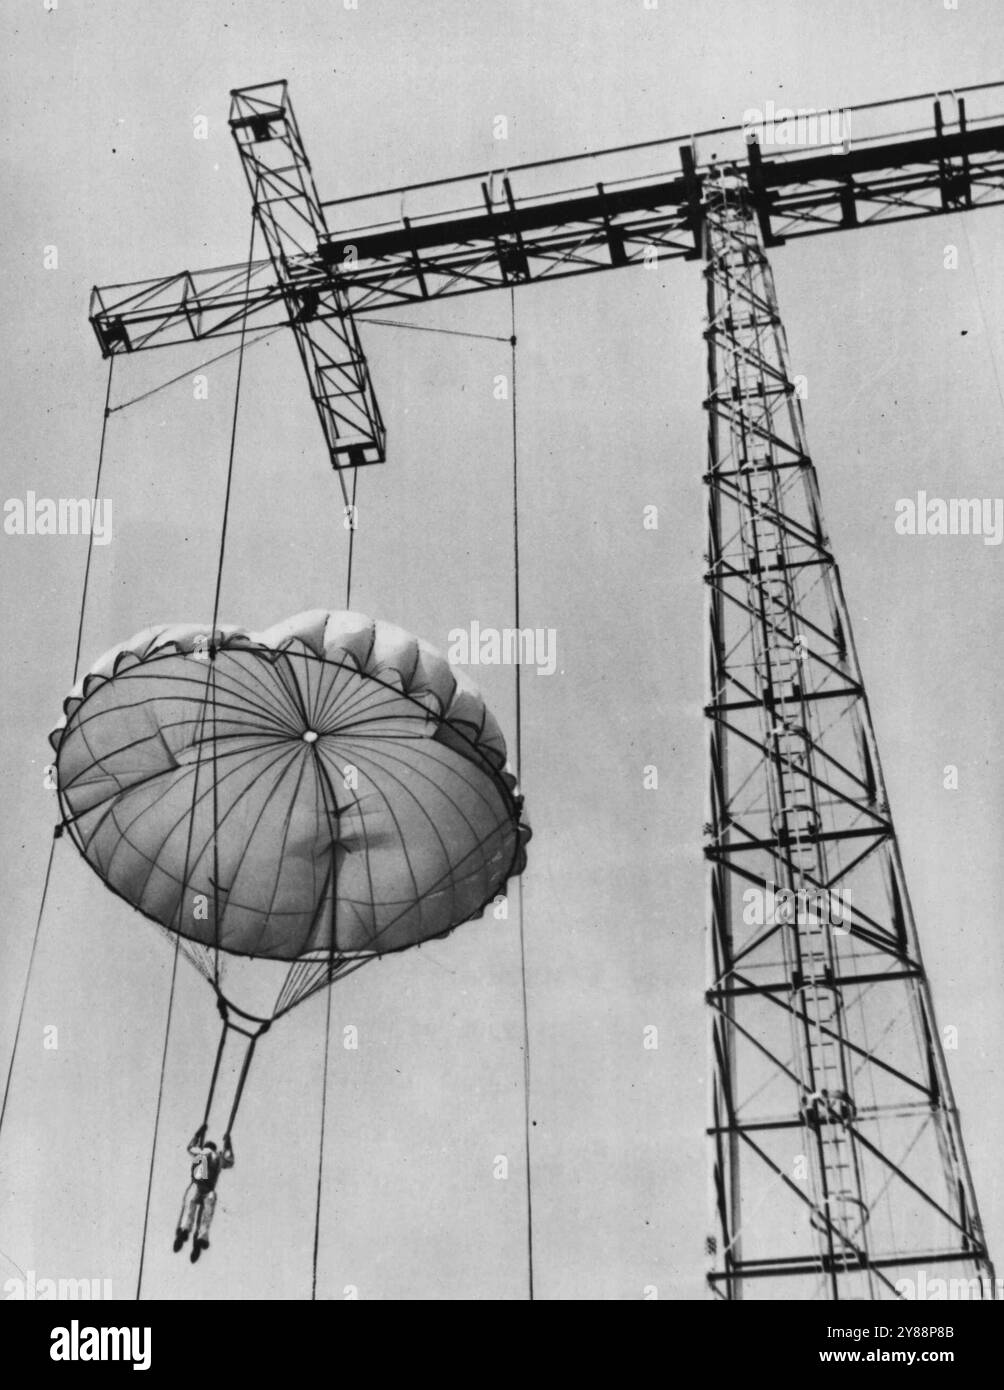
xmin=202 ymin=998 xmax=272 ymax=1139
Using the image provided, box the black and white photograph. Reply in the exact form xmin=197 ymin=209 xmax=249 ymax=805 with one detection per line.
xmin=1 ymin=0 xmax=1002 ymax=1354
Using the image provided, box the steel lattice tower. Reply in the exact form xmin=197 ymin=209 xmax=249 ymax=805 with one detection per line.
xmin=702 ymin=171 xmax=993 ymax=1299
xmin=81 ymin=80 xmax=1004 ymax=1300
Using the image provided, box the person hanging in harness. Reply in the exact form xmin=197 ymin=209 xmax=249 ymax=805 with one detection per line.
xmin=173 ymin=1124 xmax=234 ymax=1262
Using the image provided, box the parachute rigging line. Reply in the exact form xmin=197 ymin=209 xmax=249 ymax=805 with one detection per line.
xmin=510 ymin=286 xmax=535 ymax=1302
xmin=200 ymin=1006 xmax=229 ymax=1130
xmin=0 ymin=355 xmax=115 ymax=1150
xmin=224 ymin=1023 xmax=266 ymax=1136
xmin=136 ymin=219 xmax=259 ymax=1298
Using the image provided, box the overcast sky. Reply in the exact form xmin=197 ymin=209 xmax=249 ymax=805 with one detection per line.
xmin=1 ymin=0 xmax=1002 ymax=1301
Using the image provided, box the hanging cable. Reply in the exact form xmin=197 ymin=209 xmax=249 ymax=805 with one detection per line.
xmin=136 ymin=653 xmax=222 ymax=1297
xmin=210 ymin=656 xmax=223 ymax=993
xmin=0 ymin=356 xmax=116 ymax=1152
xmin=311 ymin=472 xmax=359 ymax=1298
xmin=509 ymin=286 xmax=535 ymax=1301
xmin=208 ymin=216 xmax=258 ymax=987
xmin=0 ymin=832 xmax=58 ymax=1143
xmin=107 ymin=327 xmax=282 ymax=416
xmin=311 ymin=966 xmax=335 ymax=1301
xmin=960 ymin=216 xmax=1004 ymax=424
xmin=134 ymin=929 xmax=183 ymax=1301
xmin=135 ymin=220 xmax=259 ymax=1298
xmin=211 ymin=220 xmax=258 ymax=637
xmin=355 ymin=316 xmax=510 ymax=344
xmin=345 ymin=467 xmax=359 ymax=609
xmin=72 ymin=356 xmax=115 ymax=683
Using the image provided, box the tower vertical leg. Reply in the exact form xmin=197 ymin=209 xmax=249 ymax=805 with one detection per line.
xmin=702 ymin=172 xmax=994 ymax=1300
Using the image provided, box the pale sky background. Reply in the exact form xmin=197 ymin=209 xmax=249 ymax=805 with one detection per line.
xmin=1 ymin=0 xmax=1002 ymax=1301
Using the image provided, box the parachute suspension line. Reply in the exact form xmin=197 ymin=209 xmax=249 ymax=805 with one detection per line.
xmin=224 ymin=1024 xmax=264 ymax=1137
xmin=274 ymin=954 xmax=369 ymax=1018
xmin=274 ymin=956 xmax=316 ymax=1017
xmin=195 ymin=1003 xmax=269 ymax=1140
xmin=509 ymin=286 xmax=535 ymax=1301
xmin=2 ymin=357 xmax=115 ymax=1145
xmin=200 ymin=1007 xmax=230 ymax=1131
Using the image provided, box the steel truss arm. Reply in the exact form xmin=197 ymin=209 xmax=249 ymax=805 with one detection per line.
xmin=227 ymin=82 xmax=386 ymax=467
xmin=91 ymin=95 xmax=1004 ymax=362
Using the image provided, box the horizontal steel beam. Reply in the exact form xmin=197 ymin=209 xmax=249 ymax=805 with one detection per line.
xmin=707 ymin=1247 xmax=990 ymax=1282
xmin=90 ymin=117 xmax=1004 ymax=354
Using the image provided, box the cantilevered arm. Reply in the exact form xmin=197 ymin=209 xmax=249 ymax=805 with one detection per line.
xmin=88 ymin=82 xmax=1004 ymax=470
xmin=90 ymin=113 xmax=1004 ymax=357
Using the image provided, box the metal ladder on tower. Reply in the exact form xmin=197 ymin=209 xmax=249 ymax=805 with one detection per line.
xmin=713 ymin=173 xmax=870 ymax=1287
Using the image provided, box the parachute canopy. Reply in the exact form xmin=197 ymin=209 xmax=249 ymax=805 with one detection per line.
xmin=51 ymin=611 xmax=529 ymax=984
